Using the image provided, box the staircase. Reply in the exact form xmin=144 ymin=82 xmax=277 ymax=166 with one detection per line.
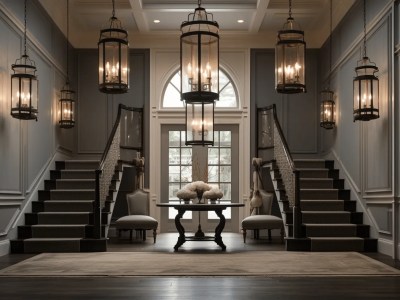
xmin=270 ymin=158 xmax=377 ymax=252
xmin=11 ymin=160 xmax=123 ymax=253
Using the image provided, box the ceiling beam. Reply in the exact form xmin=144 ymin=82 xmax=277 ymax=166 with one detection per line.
xmin=249 ymin=0 xmax=270 ymax=33
xmin=129 ymin=0 xmax=149 ymax=32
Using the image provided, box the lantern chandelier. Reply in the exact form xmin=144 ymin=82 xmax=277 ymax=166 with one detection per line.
xmin=59 ymin=0 xmax=75 ymax=129
xmin=98 ymin=0 xmax=129 ymax=94
xmin=180 ymin=0 xmax=219 ymax=146
xmin=275 ymin=0 xmax=306 ymax=94
xmin=353 ymin=0 xmax=379 ymax=122
xmin=11 ymin=0 xmax=38 ymax=121
xmin=320 ymin=0 xmax=335 ymax=130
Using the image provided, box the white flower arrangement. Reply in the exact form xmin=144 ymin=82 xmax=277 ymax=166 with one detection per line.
xmin=203 ymin=187 xmax=223 ymax=200
xmin=176 ymin=189 xmax=197 ymax=200
xmin=176 ymin=181 xmax=213 ymax=203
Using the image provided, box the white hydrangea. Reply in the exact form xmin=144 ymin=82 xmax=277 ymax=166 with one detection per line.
xmin=203 ymin=187 xmax=223 ymax=200
xmin=176 ymin=189 xmax=197 ymax=200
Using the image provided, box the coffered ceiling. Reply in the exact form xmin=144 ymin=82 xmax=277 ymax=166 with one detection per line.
xmin=39 ymin=0 xmax=356 ymax=48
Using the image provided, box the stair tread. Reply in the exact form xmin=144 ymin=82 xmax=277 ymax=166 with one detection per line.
xmin=56 ymin=179 xmax=95 ymax=182
xmin=300 ymin=188 xmax=338 ymax=191
xmin=304 ymin=224 xmax=357 ymax=227
xmin=297 ymin=168 xmax=328 ymax=171
xmin=31 ymin=224 xmax=87 ymax=228
xmin=42 ymin=200 xmax=94 ymax=203
xmin=309 ymin=237 xmax=364 ymax=240
xmin=36 ymin=212 xmax=91 ymax=215
xmin=24 ymin=238 xmax=83 ymax=241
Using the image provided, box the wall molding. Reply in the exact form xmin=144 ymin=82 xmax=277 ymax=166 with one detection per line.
xmin=378 ymin=237 xmax=395 ymax=258
xmin=0 ymin=1 xmax=66 ymax=77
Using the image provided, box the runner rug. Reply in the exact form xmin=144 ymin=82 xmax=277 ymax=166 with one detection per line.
xmin=0 ymin=251 xmax=399 ymax=277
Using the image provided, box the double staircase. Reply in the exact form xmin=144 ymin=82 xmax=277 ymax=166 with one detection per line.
xmin=270 ymin=158 xmax=377 ymax=252
xmin=11 ymin=160 xmax=123 ymax=253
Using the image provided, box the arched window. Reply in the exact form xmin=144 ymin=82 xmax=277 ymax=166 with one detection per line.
xmin=162 ymin=69 xmax=238 ymax=108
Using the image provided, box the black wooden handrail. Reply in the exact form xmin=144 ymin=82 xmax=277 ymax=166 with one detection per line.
xmin=258 ymin=104 xmax=302 ymax=238
xmin=93 ymin=104 xmax=143 ymax=239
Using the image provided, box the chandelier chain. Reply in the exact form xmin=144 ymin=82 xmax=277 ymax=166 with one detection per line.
xmin=363 ymin=0 xmax=367 ymax=57
xmin=328 ymin=0 xmax=332 ymax=88
xmin=198 ymin=0 xmax=201 ymax=7
xmin=112 ymin=0 xmax=115 ymax=18
xmin=66 ymin=0 xmax=69 ymax=82
xmin=289 ymin=0 xmax=292 ymax=18
xmin=24 ymin=0 xmax=27 ymax=55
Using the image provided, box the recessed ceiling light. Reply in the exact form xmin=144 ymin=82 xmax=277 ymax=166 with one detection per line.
xmin=237 ymin=20 xmax=244 ymax=23
xmin=154 ymin=20 xmax=160 ymax=23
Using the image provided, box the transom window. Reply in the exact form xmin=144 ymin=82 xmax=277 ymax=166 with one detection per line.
xmin=163 ymin=69 xmax=238 ymax=108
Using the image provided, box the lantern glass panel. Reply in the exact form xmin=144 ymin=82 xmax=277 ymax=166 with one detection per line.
xmin=185 ymin=101 xmax=214 ymax=145
xmin=181 ymin=35 xmax=199 ymax=94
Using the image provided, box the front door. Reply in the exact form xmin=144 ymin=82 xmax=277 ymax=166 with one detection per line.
xmin=160 ymin=125 xmax=239 ymax=233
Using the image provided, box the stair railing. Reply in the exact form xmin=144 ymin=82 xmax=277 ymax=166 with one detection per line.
xmin=261 ymin=104 xmax=302 ymax=238
xmin=94 ymin=104 xmax=124 ymax=239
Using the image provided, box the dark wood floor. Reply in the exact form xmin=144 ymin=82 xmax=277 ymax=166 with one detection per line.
xmin=0 ymin=232 xmax=399 ymax=300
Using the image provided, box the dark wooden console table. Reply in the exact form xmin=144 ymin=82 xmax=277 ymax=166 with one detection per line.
xmin=157 ymin=202 xmax=244 ymax=251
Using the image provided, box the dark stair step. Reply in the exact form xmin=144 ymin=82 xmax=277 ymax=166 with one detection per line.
xmin=300 ymin=178 xmax=345 ymax=189
xmin=39 ymin=190 xmax=95 ymax=201
xmin=51 ymin=169 xmax=97 ymax=180
xmin=32 ymin=200 xmax=94 ymax=212
xmin=300 ymin=200 xmax=356 ymax=212
xmin=56 ymin=160 xmax=99 ymax=170
xmin=304 ymin=224 xmax=371 ymax=237
xmin=18 ymin=224 xmax=106 ymax=239
xmin=298 ymin=168 xmax=339 ymax=179
xmin=285 ymin=237 xmax=377 ymax=252
xmin=45 ymin=179 xmax=96 ymax=190
xmin=10 ymin=238 xmax=107 ymax=253
xmin=301 ymin=211 xmax=363 ymax=224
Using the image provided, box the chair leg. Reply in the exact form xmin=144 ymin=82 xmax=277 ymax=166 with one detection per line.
xmin=118 ymin=229 xmax=121 ymax=239
xmin=143 ymin=230 xmax=147 ymax=241
xmin=153 ymin=229 xmax=157 ymax=243
xmin=268 ymin=229 xmax=272 ymax=241
xmin=242 ymin=229 xmax=247 ymax=243
xmin=129 ymin=229 xmax=133 ymax=242
xmin=280 ymin=226 xmax=285 ymax=244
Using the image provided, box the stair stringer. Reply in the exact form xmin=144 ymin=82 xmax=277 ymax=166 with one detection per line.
xmin=326 ymin=150 xmax=380 ymax=240
xmin=266 ymin=163 xmax=290 ymax=237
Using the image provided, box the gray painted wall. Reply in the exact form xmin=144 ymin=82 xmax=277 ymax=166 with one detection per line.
xmin=0 ymin=0 xmax=75 ymax=254
xmin=250 ymin=49 xmax=320 ymax=160
xmin=319 ymin=0 xmax=397 ymax=257
xmin=75 ymin=48 xmax=150 ymax=187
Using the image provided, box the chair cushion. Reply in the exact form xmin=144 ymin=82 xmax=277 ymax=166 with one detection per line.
xmin=115 ymin=215 xmax=158 ymax=230
xmin=242 ymin=215 xmax=283 ymax=230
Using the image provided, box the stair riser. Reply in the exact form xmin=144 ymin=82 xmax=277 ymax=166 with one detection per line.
xmin=301 ymin=201 xmax=344 ymax=211
xmin=56 ymin=181 xmax=96 ymax=190
xmin=302 ymin=213 xmax=351 ymax=224
xmin=31 ymin=227 xmax=87 ymax=238
xmin=295 ymin=161 xmax=326 ymax=169
xmin=60 ymin=171 xmax=96 ymax=180
xmin=310 ymin=239 xmax=364 ymax=252
xmin=301 ymin=190 xmax=338 ymax=200
xmin=39 ymin=190 xmax=95 ymax=201
xmin=305 ymin=225 xmax=371 ymax=238
xmin=300 ymin=180 xmax=333 ymax=189
xmin=37 ymin=214 xmax=91 ymax=225
xmin=24 ymin=240 xmax=81 ymax=253
xmin=57 ymin=160 xmax=99 ymax=170
xmin=299 ymin=170 xmax=329 ymax=178
xmin=32 ymin=201 xmax=94 ymax=212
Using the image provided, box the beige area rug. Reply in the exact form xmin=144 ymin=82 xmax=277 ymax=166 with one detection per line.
xmin=1 ymin=251 xmax=399 ymax=277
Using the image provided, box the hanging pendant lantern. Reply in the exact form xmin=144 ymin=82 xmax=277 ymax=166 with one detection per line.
xmin=320 ymin=90 xmax=335 ymax=129
xmin=185 ymin=100 xmax=214 ymax=146
xmin=11 ymin=0 xmax=38 ymax=121
xmin=275 ymin=0 xmax=306 ymax=94
xmin=59 ymin=83 xmax=75 ymax=128
xmin=180 ymin=0 xmax=219 ymax=103
xmin=353 ymin=0 xmax=379 ymax=122
xmin=98 ymin=0 xmax=129 ymax=94
xmin=59 ymin=0 xmax=75 ymax=129
xmin=320 ymin=0 xmax=335 ymax=130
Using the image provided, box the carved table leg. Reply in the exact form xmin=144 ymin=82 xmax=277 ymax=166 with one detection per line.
xmin=174 ymin=208 xmax=186 ymax=251
xmin=214 ymin=209 xmax=226 ymax=250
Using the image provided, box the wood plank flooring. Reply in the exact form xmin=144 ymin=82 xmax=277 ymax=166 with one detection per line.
xmin=0 ymin=232 xmax=399 ymax=300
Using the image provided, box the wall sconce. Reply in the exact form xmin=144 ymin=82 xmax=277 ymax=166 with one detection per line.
xmin=185 ymin=100 xmax=214 ymax=146
xmin=59 ymin=0 xmax=75 ymax=129
xmin=180 ymin=0 xmax=219 ymax=103
xmin=98 ymin=0 xmax=129 ymax=94
xmin=353 ymin=0 xmax=379 ymax=122
xmin=275 ymin=0 xmax=306 ymax=94
xmin=11 ymin=0 xmax=38 ymax=121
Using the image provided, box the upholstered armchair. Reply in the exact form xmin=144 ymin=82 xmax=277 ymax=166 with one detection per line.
xmin=241 ymin=190 xmax=284 ymax=243
xmin=115 ymin=189 xmax=158 ymax=243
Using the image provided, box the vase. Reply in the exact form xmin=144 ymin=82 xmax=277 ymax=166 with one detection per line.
xmin=196 ymin=191 xmax=204 ymax=204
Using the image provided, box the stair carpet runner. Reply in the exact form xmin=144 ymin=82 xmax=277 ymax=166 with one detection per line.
xmin=271 ymin=159 xmax=377 ymax=252
xmin=11 ymin=160 xmax=121 ymax=253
